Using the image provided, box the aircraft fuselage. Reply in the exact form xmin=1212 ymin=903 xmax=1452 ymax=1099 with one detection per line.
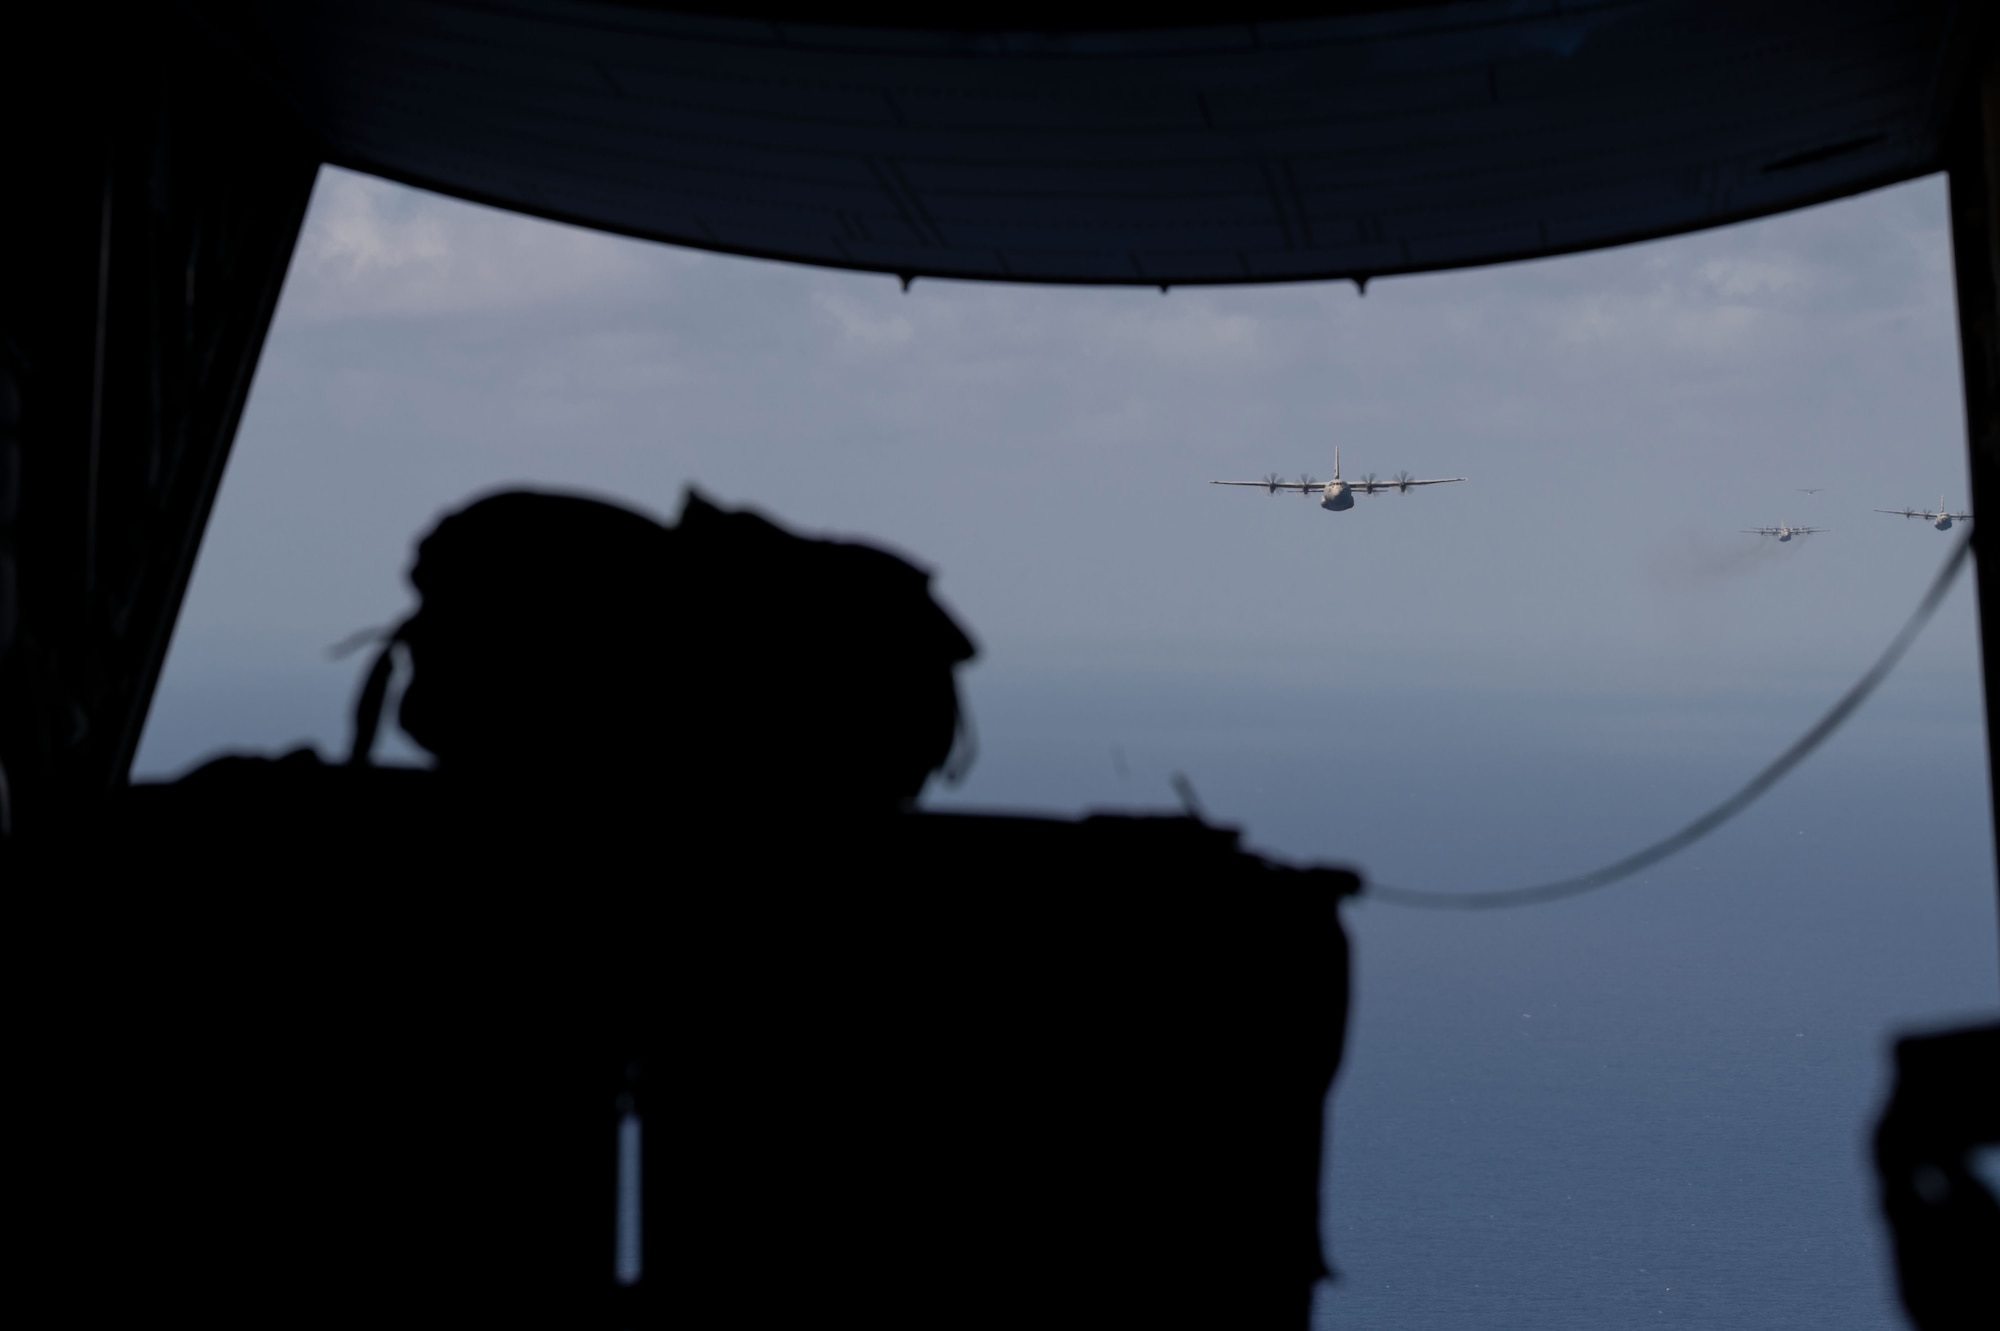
xmin=1320 ymin=480 xmax=1353 ymax=511
xmin=1935 ymin=514 xmax=1954 ymax=531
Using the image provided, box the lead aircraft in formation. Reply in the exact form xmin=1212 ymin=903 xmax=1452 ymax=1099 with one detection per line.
xmin=1876 ymin=497 xmax=1971 ymax=531
xmin=1211 ymin=448 xmax=1466 ymax=511
xmin=1743 ymin=523 xmax=1825 ymax=542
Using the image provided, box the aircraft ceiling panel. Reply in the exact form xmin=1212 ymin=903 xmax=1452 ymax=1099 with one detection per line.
xmin=205 ymin=0 xmax=1973 ymax=286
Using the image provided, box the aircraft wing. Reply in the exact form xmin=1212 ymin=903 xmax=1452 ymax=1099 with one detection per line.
xmin=1349 ymin=476 xmax=1469 ymax=493
xmin=1876 ymin=508 xmax=1929 ymax=518
xmin=1211 ymin=480 xmax=1320 ymax=491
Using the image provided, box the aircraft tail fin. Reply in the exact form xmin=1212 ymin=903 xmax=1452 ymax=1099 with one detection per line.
xmin=1333 ymin=445 xmax=1340 ymax=480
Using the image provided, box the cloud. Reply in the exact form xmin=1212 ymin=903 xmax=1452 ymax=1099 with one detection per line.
xmin=1692 ymin=253 xmax=1810 ymax=300
xmin=279 ymin=168 xmax=661 ymax=321
xmin=811 ymin=285 xmax=916 ymax=346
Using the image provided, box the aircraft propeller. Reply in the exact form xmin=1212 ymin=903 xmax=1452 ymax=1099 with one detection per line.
xmin=1297 ymin=473 xmax=1318 ymax=493
xmin=1394 ymin=470 xmax=1414 ymax=493
xmin=1263 ymin=471 xmax=1284 ymax=494
xmin=1360 ymin=472 xmax=1378 ymax=490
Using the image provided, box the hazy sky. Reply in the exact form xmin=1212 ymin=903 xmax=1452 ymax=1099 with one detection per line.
xmin=137 ymin=165 xmax=1999 ymax=1327
xmin=137 ymin=162 xmax=1999 ymax=913
xmin=144 ymin=165 xmax=1979 ymax=826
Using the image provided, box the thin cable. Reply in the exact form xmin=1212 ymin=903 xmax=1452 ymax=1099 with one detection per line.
xmin=1368 ymin=530 xmax=1974 ymax=910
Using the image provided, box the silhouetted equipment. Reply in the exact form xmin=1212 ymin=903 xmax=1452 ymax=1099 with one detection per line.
xmin=5 ymin=5 xmax=1998 ymax=1329
xmin=383 ymin=490 xmax=688 ymax=779
xmin=1874 ymin=1023 xmax=2000 ymax=1330
xmin=52 ymin=761 xmax=1356 ymax=1326
xmin=347 ymin=487 xmax=976 ymax=806
xmin=32 ymin=488 xmax=1353 ymax=1325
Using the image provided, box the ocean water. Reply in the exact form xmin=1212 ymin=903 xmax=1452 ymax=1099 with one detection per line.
xmin=928 ymin=665 xmax=2000 ymax=1331
xmin=1318 ymin=787 xmax=1993 ymax=1331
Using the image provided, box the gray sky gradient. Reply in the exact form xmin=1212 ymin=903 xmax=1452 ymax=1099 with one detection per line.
xmin=143 ymin=167 xmax=1979 ymax=816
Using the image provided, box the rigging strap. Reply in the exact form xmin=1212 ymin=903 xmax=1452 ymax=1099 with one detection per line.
xmin=1369 ymin=529 xmax=1975 ymax=910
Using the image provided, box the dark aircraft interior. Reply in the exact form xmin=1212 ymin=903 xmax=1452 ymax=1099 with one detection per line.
xmin=3 ymin=4 xmax=1995 ymax=1326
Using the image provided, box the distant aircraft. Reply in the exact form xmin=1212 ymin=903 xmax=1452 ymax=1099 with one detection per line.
xmin=1743 ymin=523 xmax=1825 ymax=543
xmin=1875 ymin=497 xmax=1970 ymax=531
xmin=1796 ymin=487 xmax=1825 ymax=495
xmin=1211 ymin=448 xmax=1466 ymax=511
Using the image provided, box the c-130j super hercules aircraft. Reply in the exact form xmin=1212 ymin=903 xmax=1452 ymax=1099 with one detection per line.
xmin=1876 ymin=497 xmax=1972 ymax=531
xmin=1743 ymin=522 xmax=1826 ymax=542
xmin=1211 ymin=448 xmax=1467 ymax=511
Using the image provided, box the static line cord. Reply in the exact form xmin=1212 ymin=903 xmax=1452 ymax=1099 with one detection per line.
xmin=1367 ymin=529 xmax=1975 ymax=910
